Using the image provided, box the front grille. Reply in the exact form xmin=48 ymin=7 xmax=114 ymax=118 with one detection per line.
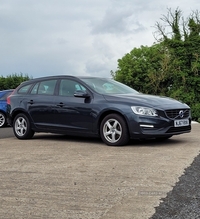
xmin=166 ymin=125 xmax=191 ymax=133
xmin=165 ymin=109 xmax=190 ymax=119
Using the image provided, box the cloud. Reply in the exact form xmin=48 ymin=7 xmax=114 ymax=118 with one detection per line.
xmin=91 ymin=9 xmax=138 ymax=34
xmin=0 ymin=0 xmax=199 ymax=79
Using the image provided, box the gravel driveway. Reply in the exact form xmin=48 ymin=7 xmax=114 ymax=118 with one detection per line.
xmin=0 ymin=124 xmax=199 ymax=219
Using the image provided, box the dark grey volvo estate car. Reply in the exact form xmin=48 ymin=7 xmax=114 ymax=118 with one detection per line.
xmin=7 ymin=75 xmax=191 ymax=146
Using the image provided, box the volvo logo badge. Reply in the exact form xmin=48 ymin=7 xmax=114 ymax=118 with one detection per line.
xmin=179 ymin=110 xmax=184 ymax=118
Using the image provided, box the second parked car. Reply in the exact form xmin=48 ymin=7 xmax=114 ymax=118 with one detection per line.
xmin=0 ymin=89 xmax=14 ymax=127
xmin=7 ymin=75 xmax=191 ymax=146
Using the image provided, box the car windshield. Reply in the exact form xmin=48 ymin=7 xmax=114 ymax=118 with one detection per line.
xmin=80 ymin=78 xmax=139 ymax=95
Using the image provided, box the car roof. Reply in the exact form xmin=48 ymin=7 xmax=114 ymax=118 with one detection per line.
xmin=17 ymin=75 xmax=111 ymax=86
xmin=30 ymin=75 xmax=108 ymax=80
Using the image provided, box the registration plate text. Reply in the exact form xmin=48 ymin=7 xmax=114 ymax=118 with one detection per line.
xmin=174 ymin=119 xmax=189 ymax=127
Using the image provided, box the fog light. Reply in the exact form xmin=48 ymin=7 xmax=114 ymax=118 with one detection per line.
xmin=140 ymin=124 xmax=154 ymax=128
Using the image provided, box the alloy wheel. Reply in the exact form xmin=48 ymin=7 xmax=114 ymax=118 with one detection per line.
xmin=0 ymin=112 xmax=6 ymax=127
xmin=103 ymin=118 xmax=122 ymax=143
xmin=15 ymin=116 xmax=27 ymax=136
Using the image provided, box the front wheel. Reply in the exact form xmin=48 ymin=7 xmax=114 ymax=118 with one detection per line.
xmin=0 ymin=112 xmax=7 ymax=128
xmin=100 ymin=114 xmax=129 ymax=146
xmin=13 ymin=113 xmax=35 ymax=139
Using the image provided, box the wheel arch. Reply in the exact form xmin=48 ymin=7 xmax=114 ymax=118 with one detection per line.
xmin=0 ymin=109 xmax=6 ymax=116
xmin=10 ymin=109 xmax=33 ymax=126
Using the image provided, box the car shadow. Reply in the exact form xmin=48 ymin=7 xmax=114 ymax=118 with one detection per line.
xmin=33 ymin=133 xmax=104 ymax=145
xmin=32 ymin=133 xmax=187 ymax=147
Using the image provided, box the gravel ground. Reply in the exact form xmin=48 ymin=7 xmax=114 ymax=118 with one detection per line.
xmin=1 ymin=126 xmax=200 ymax=218
xmin=150 ymin=152 xmax=200 ymax=219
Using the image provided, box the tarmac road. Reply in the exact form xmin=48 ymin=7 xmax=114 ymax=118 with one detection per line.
xmin=0 ymin=124 xmax=199 ymax=219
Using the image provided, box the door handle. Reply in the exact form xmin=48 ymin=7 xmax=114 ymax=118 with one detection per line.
xmin=28 ymin=100 xmax=34 ymax=104
xmin=57 ymin=102 xmax=65 ymax=107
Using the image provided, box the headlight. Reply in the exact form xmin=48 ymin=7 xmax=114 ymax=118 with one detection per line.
xmin=131 ymin=106 xmax=158 ymax=117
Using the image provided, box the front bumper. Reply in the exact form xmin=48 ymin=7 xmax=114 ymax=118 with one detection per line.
xmin=126 ymin=113 xmax=191 ymax=139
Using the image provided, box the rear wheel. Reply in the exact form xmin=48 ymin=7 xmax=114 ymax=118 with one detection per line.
xmin=13 ymin=113 xmax=35 ymax=139
xmin=100 ymin=114 xmax=129 ymax=146
xmin=0 ymin=112 xmax=7 ymax=128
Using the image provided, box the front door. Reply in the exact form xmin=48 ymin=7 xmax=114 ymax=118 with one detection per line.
xmin=53 ymin=79 xmax=95 ymax=134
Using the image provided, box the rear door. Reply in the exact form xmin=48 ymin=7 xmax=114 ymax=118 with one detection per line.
xmin=27 ymin=79 xmax=57 ymax=129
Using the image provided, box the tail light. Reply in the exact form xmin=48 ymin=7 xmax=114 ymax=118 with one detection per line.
xmin=7 ymin=95 xmax=11 ymax=105
xmin=7 ymin=90 xmax=15 ymax=105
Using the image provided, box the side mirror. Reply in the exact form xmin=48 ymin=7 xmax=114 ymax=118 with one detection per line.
xmin=74 ymin=90 xmax=90 ymax=98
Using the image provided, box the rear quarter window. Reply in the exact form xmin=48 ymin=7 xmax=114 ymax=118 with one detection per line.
xmin=18 ymin=84 xmax=32 ymax=94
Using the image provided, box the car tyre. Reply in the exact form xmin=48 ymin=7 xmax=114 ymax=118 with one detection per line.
xmin=0 ymin=112 xmax=6 ymax=128
xmin=13 ymin=113 xmax=35 ymax=139
xmin=100 ymin=114 xmax=129 ymax=146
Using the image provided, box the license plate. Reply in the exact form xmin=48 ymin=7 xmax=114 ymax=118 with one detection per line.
xmin=174 ymin=119 xmax=189 ymax=127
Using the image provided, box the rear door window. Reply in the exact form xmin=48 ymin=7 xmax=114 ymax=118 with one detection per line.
xmin=31 ymin=80 xmax=57 ymax=95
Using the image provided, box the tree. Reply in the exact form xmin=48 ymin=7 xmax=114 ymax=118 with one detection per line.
xmin=155 ymin=8 xmax=200 ymax=120
xmin=0 ymin=73 xmax=31 ymax=90
xmin=112 ymin=8 xmax=200 ymax=121
xmin=113 ymin=44 xmax=172 ymax=95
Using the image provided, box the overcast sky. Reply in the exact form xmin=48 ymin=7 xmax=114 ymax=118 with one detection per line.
xmin=0 ymin=0 xmax=199 ymax=79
